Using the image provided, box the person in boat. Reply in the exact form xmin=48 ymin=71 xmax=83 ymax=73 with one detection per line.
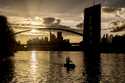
xmin=66 ymin=56 xmax=71 ymax=65
xmin=64 ymin=56 xmax=75 ymax=69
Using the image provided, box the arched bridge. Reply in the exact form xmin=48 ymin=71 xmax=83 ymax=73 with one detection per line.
xmin=14 ymin=27 xmax=83 ymax=36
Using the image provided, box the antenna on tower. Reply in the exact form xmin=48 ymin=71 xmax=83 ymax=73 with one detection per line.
xmin=93 ymin=0 xmax=106 ymax=6
xmin=93 ymin=0 xmax=96 ymax=6
xmin=101 ymin=0 xmax=106 ymax=5
xmin=93 ymin=0 xmax=98 ymax=6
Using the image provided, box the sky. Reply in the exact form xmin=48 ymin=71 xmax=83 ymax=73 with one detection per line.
xmin=0 ymin=0 xmax=125 ymax=35
xmin=0 ymin=0 xmax=93 ymax=20
xmin=0 ymin=0 xmax=124 ymax=16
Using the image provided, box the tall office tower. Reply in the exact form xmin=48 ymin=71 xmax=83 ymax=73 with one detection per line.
xmin=83 ymin=4 xmax=101 ymax=83
xmin=57 ymin=32 xmax=63 ymax=41
xmin=50 ymin=32 xmax=56 ymax=42
xmin=83 ymin=4 xmax=101 ymax=51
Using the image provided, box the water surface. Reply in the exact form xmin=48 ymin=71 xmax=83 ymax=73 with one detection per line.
xmin=0 ymin=51 xmax=125 ymax=83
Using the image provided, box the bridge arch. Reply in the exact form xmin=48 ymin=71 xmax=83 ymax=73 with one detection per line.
xmin=13 ymin=27 xmax=83 ymax=36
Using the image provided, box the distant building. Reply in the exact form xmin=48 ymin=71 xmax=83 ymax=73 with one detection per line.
xmin=50 ymin=32 xmax=56 ymax=42
xmin=26 ymin=31 xmax=73 ymax=50
xmin=57 ymin=32 xmax=63 ymax=41
xmin=44 ymin=37 xmax=49 ymax=42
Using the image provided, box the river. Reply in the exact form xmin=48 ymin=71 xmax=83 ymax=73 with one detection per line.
xmin=0 ymin=51 xmax=125 ymax=83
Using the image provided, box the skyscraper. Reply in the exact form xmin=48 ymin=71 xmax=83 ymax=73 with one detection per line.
xmin=83 ymin=4 xmax=101 ymax=51
xmin=83 ymin=4 xmax=101 ymax=83
xmin=50 ymin=32 xmax=56 ymax=42
xmin=57 ymin=32 xmax=63 ymax=41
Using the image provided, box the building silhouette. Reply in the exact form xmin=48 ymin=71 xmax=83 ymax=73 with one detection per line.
xmin=100 ymin=34 xmax=125 ymax=53
xmin=26 ymin=31 xmax=72 ymax=50
xmin=57 ymin=32 xmax=63 ymax=41
xmin=83 ymin=4 xmax=101 ymax=83
xmin=83 ymin=4 xmax=101 ymax=51
xmin=50 ymin=32 xmax=56 ymax=42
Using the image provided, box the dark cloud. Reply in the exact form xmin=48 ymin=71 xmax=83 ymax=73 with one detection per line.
xmin=102 ymin=7 xmax=121 ymax=13
xmin=0 ymin=0 xmax=124 ymax=21
xmin=43 ymin=17 xmax=56 ymax=25
xmin=0 ymin=0 xmax=124 ymax=12
xmin=103 ymin=0 xmax=125 ymax=8
xmin=111 ymin=24 xmax=125 ymax=32
xmin=76 ymin=23 xmax=83 ymax=29
xmin=43 ymin=17 xmax=55 ymax=22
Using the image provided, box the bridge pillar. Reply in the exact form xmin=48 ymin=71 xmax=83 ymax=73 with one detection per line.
xmin=83 ymin=4 xmax=101 ymax=83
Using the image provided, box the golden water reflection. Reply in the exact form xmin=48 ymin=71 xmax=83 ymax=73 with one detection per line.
xmin=14 ymin=51 xmax=84 ymax=83
xmin=30 ymin=51 xmax=38 ymax=82
xmin=0 ymin=51 xmax=124 ymax=83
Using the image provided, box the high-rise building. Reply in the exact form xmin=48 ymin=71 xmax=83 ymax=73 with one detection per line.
xmin=83 ymin=4 xmax=101 ymax=51
xmin=83 ymin=4 xmax=101 ymax=83
xmin=50 ymin=32 xmax=56 ymax=42
xmin=57 ymin=32 xmax=63 ymax=41
xmin=44 ymin=37 xmax=49 ymax=42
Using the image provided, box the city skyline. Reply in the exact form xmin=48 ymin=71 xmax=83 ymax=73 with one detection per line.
xmin=0 ymin=0 xmax=125 ymax=44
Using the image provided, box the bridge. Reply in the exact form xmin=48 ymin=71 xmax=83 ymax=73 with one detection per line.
xmin=13 ymin=27 xmax=83 ymax=36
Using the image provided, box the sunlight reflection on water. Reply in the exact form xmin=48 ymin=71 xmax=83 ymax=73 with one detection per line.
xmin=30 ymin=51 xmax=38 ymax=82
xmin=14 ymin=51 xmax=84 ymax=83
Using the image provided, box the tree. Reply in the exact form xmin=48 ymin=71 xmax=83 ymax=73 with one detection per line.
xmin=0 ymin=15 xmax=17 ymax=57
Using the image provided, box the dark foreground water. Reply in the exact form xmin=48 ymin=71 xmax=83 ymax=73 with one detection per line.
xmin=0 ymin=51 xmax=125 ymax=83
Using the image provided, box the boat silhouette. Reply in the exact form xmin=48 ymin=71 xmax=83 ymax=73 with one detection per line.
xmin=64 ymin=57 xmax=76 ymax=69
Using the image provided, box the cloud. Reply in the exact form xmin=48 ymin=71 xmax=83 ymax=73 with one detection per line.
xmin=0 ymin=0 xmax=125 ymax=33
xmin=103 ymin=0 xmax=125 ymax=7
xmin=102 ymin=7 xmax=121 ymax=13
xmin=0 ymin=0 xmax=93 ymax=22
xmin=111 ymin=23 xmax=125 ymax=32
xmin=0 ymin=0 xmax=89 ymax=15
xmin=42 ymin=17 xmax=71 ymax=28
xmin=0 ymin=0 xmax=124 ymax=18
xmin=76 ymin=23 xmax=83 ymax=29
